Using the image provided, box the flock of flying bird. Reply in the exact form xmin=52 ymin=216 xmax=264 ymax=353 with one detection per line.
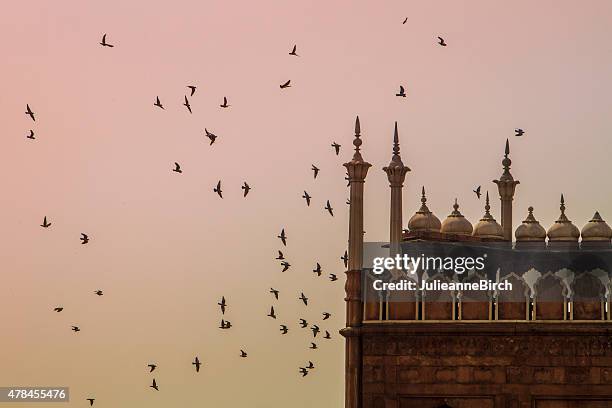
xmin=21 ymin=20 xmax=530 ymax=406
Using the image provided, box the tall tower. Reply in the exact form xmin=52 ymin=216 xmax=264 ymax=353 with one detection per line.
xmin=342 ymin=116 xmax=371 ymax=408
xmin=383 ymin=122 xmax=410 ymax=248
xmin=493 ymin=139 xmax=520 ymax=241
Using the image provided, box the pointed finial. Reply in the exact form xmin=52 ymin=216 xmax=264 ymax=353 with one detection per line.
xmin=453 ymin=198 xmax=459 ymax=211
xmin=352 ymin=116 xmax=362 ymax=156
xmin=392 ymin=121 xmax=400 ymax=157
xmin=484 ymin=191 xmax=491 ymax=215
xmin=560 ymin=194 xmax=565 ymax=215
xmin=528 ymin=206 xmax=534 ymax=215
xmin=505 ymin=138 xmax=510 ymax=156
xmin=421 ymin=186 xmax=426 ymax=203
xmin=417 ymin=186 xmax=430 ymax=213
xmin=593 ymin=211 xmax=602 ymax=221
xmin=523 ymin=206 xmax=538 ymax=223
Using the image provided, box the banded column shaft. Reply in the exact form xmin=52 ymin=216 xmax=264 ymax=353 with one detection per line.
xmin=383 ymin=122 xmax=410 ymax=249
xmin=493 ymin=139 xmax=519 ymax=241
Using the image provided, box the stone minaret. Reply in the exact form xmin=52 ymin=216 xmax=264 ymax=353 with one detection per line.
xmin=383 ymin=122 xmax=410 ymax=249
xmin=493 ymin=139 xmax=520 ymax=241
xmin=342 ymin=116 xmax=371 ymax=408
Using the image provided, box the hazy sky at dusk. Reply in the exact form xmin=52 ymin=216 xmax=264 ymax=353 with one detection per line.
xmin=2 ymin=0 xmax=612 ymax=406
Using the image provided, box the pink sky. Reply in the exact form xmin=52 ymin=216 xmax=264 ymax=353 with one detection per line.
xmin=2 ymin=0 xmax=612 ymax=406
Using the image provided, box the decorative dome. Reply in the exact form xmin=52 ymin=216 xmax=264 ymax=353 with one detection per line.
xmin=581 ymin=212 xmax=612 ymax=242
xmin=440 ymin=199 xmax=473 ymax=235
xmin=515 ymin=206 xmax=546 ymax=242
xmin=547 ymin=194 xmax=580 ymax=242
xmin=408 ymin=186 xmax=441 ymax=232
xmin=472 ymin=192 xmax=503 ymax=239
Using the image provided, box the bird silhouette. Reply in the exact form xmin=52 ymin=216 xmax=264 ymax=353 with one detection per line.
xmin=25 ymin=104 xmax=35 ymax=121
xmin=396 ymin=85 xmax=406 ymax=97
xmin=280 ymin=324 xmax=288 ymax=334
xmin=280 ymin=80 xmax=291 ymax=89
xmin=402 ymin=17 xmax=408 ymax=24
xmin=346 ymin=198 xmax=351 ymax=205
xmin=311 ymin=324 xmax=320 ymax=337
xmin=193 ymin=356 xmax=201 ymax=372
xmin=220 ymin=97 xmax=230 ymax=108
xmin=204 ymin=128 xmax=217 ymax=145
xmin=341 ymin=250 xmax=348 ymax=268
xmin=331 ymin=142 xmax=341 ymax=155
xmin=148 ymin=364 xmax=157 ymax=372
xmin=218 ymin=296 xmax=227 ymax=314
xmin=313 ymin=263 xmax=322 ymax=276
xmin=473 ymin=185 xmax=481 ymax=199
xmin=173 ymin=162 xmax=182 ymax=173
xmin=515 ymin=128 xmax=524 ymax=136
xmin=214 ymin=180 xmax=223 ymax=198
xmin=270 ymin=288 xmax=279 ymax=299
xmin=187 ymin=85 xmax=197 ymax=96
xmin=242 ymin=182 xmax=251 ymax=197
xmin=268 ymin=306 xmax=276 ymax=319
xmin=278 ymin=228 xmax=287 ymax=246
xmin=100 ymin=34 xmax=114 ymax=47
xmin=299 ymin=367 xmax=309 ymax=376
xmin=329 ymin=274 xmax=338 ymax=282
xmin=289 ymin=45 xmax=298 ymax=56
xmin=280 ymin=261 xmax=291 ymax=272
xmin=150 ymin=378 xmax=159 ymax=391
xmin=94 ymin=290 xmax=103 ymax=296
xmin=183 ymin=95 xmax=192 ymax=113
xmin=219 ymin=319 xmax=232 ymax=329
xmin=323 ymin=330 xmax=331 ymax=339
xmin=437 ymin=36 xmax=447 ymax=46
xmin=325 ymin=200 xmax=334 ymax=216
xmin=302 ymin=191 xmax=311 ymax=206
xmin=86 ymin=398 xmax=95 ymax=406
xmin=154 ymin=96 xmax=164 ymax=109
xmin=71 ymin=326 xmax=80 ymax=332
xmin=240 ymin=350 xmax=247 ymax=358
xmin=276 ymin=250 xmax=284 ymax=260
xmin=311 ymin=165 xmax=320 ymax=179
xmin=306 ymin=361 xmax=315 ymax=369
xmin=27 ymin=130 xmax=35 ymax=140
xmin=53 ymin=307 xmax=63 ymax=312
xmin=322 ymin=312 xmax=331 ymax=320
xmin=310 ymin=342 xmax=318 ymax=349
xmin=40 ymin=216 xmax=51 ymax=228
xmin=299 ymin=292 xmax=308 ymax=305
xmin=299 ymin=318 xmax=308 ymax=328
xmin=80 ymin=233 xmax=89 ymax=244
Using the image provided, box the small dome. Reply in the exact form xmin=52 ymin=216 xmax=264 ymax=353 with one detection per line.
xmin=547 ymin=194 xmax=580 ymax=242
xmin=441 ymin=199 xmax=473 ymax=235
xmin=581 ymin=212 xmax=612 ymax=242
xmin=472 ymin=192 xmax=503 ymax=239
xmin=408 ymin=187 xmax=441 ymax=232
xmin=515 ymin=206 xmax=546 ymax=242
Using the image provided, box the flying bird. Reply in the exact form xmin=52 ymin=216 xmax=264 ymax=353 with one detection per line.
xmin=240 ymin=350 xmax=247 ymax=358
xmin=71 ymin=326 xmax=80 ymax=332
xmin=100 ymin=33 xmax=114 ymax=47
xmin=192 ymin=357 xmax=201 ymax=372
xmin=80 ymin=233 xmax=89 ymax=244
xmin=94 ymin=290 xmax=103 ymax=296
xmin=27 ymin=130 xmax=35 ymax=140
xmin=148 ymin=364 xmax=157 ymax=373
xmin=187 ymin=85 xmax=197 ymax=96
xmin=396 ymin=85 xmax=406 ymax=97
xmin=280 ymin=261 xmax=291 ymax=272
xmin=173 ymin=162 xmax=182 ymax=173
xmin=289 ymin=45 xmax=298 ymax=56
xmin=473 ymin=185 xmax=481 ymax=199
xmin=86 ymin=398 xmax=95 ymax=406
xmin=40 ymin=216 xmax=51 ymax=228
xmin=299 ymin=367 xmax=309 ymax=376
xmin=280 ymin=324 xmax=288 ymax=334
xmin=311 ymin=165 xmax=319 ymax=179
xmin=53 ymin=307 xmax=63 ymax=312
xmin=331 ymin=142 xmax=341 ymax=155
xmin=324 ymin=330 xmax=331 ymax=339
xmin=154 ymin=96 xmax=164 ymax=109
xmin=299 ymin=292 xmax=308 ymax=306
xmin=402 ymin=17 xmax=408 ymax=24
xmin=306 ymin=361 xmax=315 ymax=369
xmin=219 ymin=319 xmax=232 ymax=329
xmin=25 ymin=104 xmax=35 ymax=121
xmin=278 ymin=228 xmax=287 ymax=246
xmin=299 ymin=318 xmax=308 ymax=328
xmin=325 ymin=200 xmax=334 ymax=216
xmin=268 ymin=306 xmax=276 ymax=319
xmin=214 ymin=180 xmax=223 ymax=198
xmin=218 ymin=296 xmax=227 ymax=314
xmin=329 ymin=274 xmax=338 ymax=282
xmin=276 ymin=251 xmax=284 ymax=260
xmin=204 ymin=128 xmax=217 ymax=145
xmin=183 ymin=95 xmax=192 ymax=113
xmin=270 ymin=288 xmax=279 ymax=299
xmin=313 ymin=263 xmax=322 ymax=276
xmin=302 ymin=191 xmax=311 ymax=206
xmin=437 ymin=36 xmax=447 ymax=46
xmin=311 ymin=324 xmax=320 ymax=337
xmin=150 ymin=378 xmax=159 ymax=391
xmin=322 ymin=312 xmax=331 ymax=320
xmin=280 ymin=80 xmax=291 ymax=89
xmin=220 ymin=97 xmax=230 ymax=108
xmin=341 ymin=250 xmax=348 ymax=268
xmin=242 ymin=182 xmax=251 ymax=197
xmin=515 ymin=128 xmax=524 ymax=137
xmin=310 ymin=342 xmax=318 ymax=350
